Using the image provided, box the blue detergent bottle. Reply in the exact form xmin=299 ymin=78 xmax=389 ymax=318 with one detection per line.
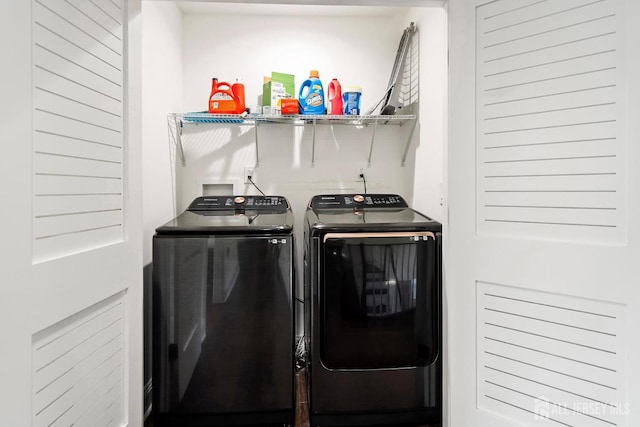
xmin=299 ymin=70 xmax=325 ymax=114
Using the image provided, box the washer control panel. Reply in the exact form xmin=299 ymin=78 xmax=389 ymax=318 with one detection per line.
xmin=188 ymin=196 xmax=288 ymax=212
xmin=310 ymin=194 xmax=408 ymax=210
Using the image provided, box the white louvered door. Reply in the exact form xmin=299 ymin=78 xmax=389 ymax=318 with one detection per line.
xmin=448 ymin=1 xmax=640 ymax=427
xmin=33 ymin=0 xmax=126 ymax=262
xmin=0 ymin=0 xmax=142 ymax=426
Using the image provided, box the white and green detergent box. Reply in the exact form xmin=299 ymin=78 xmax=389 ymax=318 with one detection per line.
xmin=262 ymin=72 xmax=295 ymax=108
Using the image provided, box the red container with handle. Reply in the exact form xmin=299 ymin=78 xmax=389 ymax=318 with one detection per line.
xmin=208 ymin=77 xmax=246 ymax=114
xmin=327 ymin=78 xmax=343 ymax=115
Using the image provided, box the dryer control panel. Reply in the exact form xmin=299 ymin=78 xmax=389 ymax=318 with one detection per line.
xmin=310 ymin=194 xmax=408 ymax=210
xmin=188 ymin=196 xmax=288 ymax=212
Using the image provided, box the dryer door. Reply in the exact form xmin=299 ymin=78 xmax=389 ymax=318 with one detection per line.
xmin=320 ymin=232 xmax=440 ymax=370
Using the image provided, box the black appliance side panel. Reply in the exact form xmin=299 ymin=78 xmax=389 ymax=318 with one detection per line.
xmin=152 ymin=234 xmax=294 ymax=421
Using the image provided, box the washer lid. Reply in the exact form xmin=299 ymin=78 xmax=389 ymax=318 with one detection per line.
xmin=306 ymin=194 xmax=440 ymax=230
xmin=155 ymin=196 xmax=293 ymax=235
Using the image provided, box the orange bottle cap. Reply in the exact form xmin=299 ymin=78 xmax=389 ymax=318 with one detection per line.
xmin=309 ymin=70 xmax=319 ymax=78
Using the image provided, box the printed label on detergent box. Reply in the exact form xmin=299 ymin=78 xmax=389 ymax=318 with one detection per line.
xmin=306 ymin=93 xmax=323 ymax=107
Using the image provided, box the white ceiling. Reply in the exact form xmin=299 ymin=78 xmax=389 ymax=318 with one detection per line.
xmin=173 ymin=1 xmax=443 ymax=17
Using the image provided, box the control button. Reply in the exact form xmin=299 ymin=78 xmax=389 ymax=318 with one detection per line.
xmin=233 ymin=196 xmax=246 ymax=205
xmin=353 ymin=194 xmax=365 ymax=203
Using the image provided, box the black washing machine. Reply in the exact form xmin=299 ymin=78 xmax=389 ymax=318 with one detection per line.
xmin=152 ymin=195 xmax=295 ymax=426
xmin=303 ymin=194 xmax=442 ymax=427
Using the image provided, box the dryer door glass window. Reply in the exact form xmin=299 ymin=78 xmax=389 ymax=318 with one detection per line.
xmin=320 ymin=234 xmax=439 ymax=369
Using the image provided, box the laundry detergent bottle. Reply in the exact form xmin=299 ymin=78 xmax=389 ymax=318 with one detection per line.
xmin=208 ymin=77 xmax=244 ymax=114
xmin=327 ymin=78 xmax=343 ymax=115
xmin=299 ymin=70 xmax=325 ymax=115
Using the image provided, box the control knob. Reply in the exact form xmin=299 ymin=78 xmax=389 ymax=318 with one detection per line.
xmin=353 ymin=194 xmax=365 ymax=203
xmin=233 ymin=196 xmax=246 ymax=205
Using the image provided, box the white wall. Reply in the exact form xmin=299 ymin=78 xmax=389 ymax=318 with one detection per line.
xmin=142 ymin=0 xmax=183 ymax=267
xmin=408 ymin=7 xmax=447 ymax=224
xmin=177 ymin=5 xmax=446 ymax=216
xmin=178 ymin=8 xmax=447 ymax=206
xmin=141 ymin=0 xmax=184 ymax=414
xmin=141 ymin=2 xmax=448 ymax=243
xmin=181 ymin=7 xmax=408 ymax=114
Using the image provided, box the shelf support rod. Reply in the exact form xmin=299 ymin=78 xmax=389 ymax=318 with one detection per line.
xmin=367 ymin=118 xmax=379 ymax=166
xmin=401 ymin=118 xmax=418 ymax=167
xmin=172 ymin=115 xmax=186 ymax=166
xmin=311 ymin=118 xmax=317 ymax=167
xmin=254 ymin=121 xmax=260 ymax=166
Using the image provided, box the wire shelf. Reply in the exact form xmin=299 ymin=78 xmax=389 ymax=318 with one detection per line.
xmin=167 ymin=110 xmax=417 ymax=167
xmin=172 ymin=112 xmax=416 ymax=126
